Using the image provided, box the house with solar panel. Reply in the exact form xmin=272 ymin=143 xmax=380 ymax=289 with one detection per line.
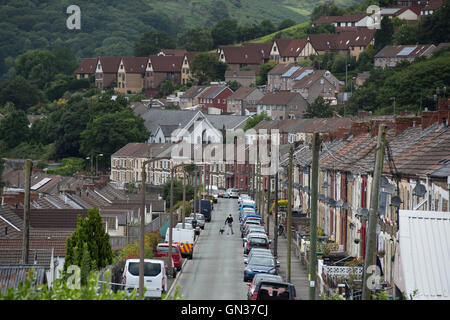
xmin=374 ymin=44 xmax=437 ymax=68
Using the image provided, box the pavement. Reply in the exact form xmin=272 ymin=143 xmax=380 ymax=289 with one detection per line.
xmin=267 ymin=226 xmax=314 ymax=300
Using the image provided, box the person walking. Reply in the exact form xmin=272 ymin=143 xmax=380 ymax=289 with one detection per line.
xmin=225 ymin=214 xmax=234 ymax=235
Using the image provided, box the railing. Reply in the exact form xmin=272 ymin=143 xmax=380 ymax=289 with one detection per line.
xmin=323 ymin=265 xmax=363 ymax=278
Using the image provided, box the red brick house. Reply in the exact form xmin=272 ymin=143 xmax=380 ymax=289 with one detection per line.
xmin=76 ymin=58 xmax=98 ymax=79
xmin=95 ymin=56 xmax=122 ymax=90
xmin=145 ymin=55 xmax=184 ymax=89
xmin=197 ymin=85 xmax=234 ymax=114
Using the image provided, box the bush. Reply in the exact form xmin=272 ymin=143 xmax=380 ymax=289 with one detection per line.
xmin=47 ymin=157 xmax=85 ymax=176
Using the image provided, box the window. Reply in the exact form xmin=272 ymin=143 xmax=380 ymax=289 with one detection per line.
xmin=127 ymin=262 xmax=161 ymax=277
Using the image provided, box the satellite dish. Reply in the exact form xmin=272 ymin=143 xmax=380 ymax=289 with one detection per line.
xmin=347 ymin=173 xmax=355 ymax=182
xmin=343 ymin=203 xmax=349 ymax=210
xmin=336 ymin=199 xmax=343 ymax=207
xmin=328 ymin=198 xmax=336 ymax=207
xmin=390 ymin=196 xmax=402 ymax=208
xmin=413 ymin=184 xmax=427 ymax=197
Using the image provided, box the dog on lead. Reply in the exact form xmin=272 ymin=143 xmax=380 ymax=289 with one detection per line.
xmin=219 ymin=226 xmax=224 ymax=235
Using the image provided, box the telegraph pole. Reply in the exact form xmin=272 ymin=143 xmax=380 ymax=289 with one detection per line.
xmin=182 ymin=168 xmax=186 ymax=229
xmin=309 ymin=132 xmax=320 ymax=300
xmin=21 ymin=159 xmax=32 ymax=265
xmin=362 ymin=124 xmax=387 ymax=300
xmin=139 ymin=161 xmax=147 ymax=298
xmin=273 ymin=171 xmax=279 ymax=258
xmin=287 ymin=144 xmax=293 ymax=283
xmin=168 ymin=165 xmax=175 ymax=275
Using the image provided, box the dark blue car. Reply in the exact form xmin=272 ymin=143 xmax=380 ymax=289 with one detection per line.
xmin=244 ymin=254 xmax=280 ymax=282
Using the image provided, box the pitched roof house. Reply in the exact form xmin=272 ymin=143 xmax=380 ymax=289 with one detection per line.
xmin=179 ymin=85 xmax=209 ymax=109
xmin=226 ymin=87 xmax=265 ymax=115
xmin=76 ymin=58 xmax=98 ymax=79
xmin=95 ymin=56 xmax=122 ymax=90
xmin=256 ymin=92 xmax=309 ymax=120
xmin=197 ymin=85 xmax=234 ymax=114
xmin=116 ymin=57 xmax=147 ymax=94
xmin=145 ymin=55 xmax=184 ymax=90
xmin=218 ymin=45 xmax=266 ymax=73
xmin=374 ymin=44 xmax=436 ymax=68
xmin=292 ymin=69 xmax=340 ymax=103
xmin=269 ymin=38 xmax=317 ymax=64
xmin=225 ymin=70 xmax=257 ymax=87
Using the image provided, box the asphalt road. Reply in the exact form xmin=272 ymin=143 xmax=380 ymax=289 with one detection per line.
xmin=176 ymin=198 xmax=249 ymax=300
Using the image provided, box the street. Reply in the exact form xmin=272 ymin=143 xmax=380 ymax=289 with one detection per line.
xmin=176 ymin=198 xmax=249 ymax=300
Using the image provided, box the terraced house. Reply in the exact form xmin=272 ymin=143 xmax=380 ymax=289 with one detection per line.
xmin=115 ymin=57 xmax=147 ymax=94
xmin=269 ymin=38 xmax=318 ymax=64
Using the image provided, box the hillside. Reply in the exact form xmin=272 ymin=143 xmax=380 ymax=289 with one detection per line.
xmin=0 ymin=0 xmax=362 ymax=79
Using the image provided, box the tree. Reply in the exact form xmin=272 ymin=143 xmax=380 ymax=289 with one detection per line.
xmin=374 ymin=16 xmax=394 ymax=53
xmin=393 ymin=24 xmax=419 ymax=45
xmin=191 ymin=53 xmax=229 ymax=84
xmin=134 ymin=30 xmax=176 ymax=56
xmin=14 ymin=49 xmax=57 ymax=89
xmin=211 ymin=19 xmax=239 ymax=47
xmin=278 ymin=19 xmax=297 ymax=31
xmin=304 ymin=96 xmax=333 ymax=118
xmin=161 ymin=179 xmax=194 ymax=208
xmin=64 ymin=208 xmax=114 ymax=275
xmin=79 ymin=109 xmax=149 ymax=160
xmin=177 ymin=27 xmax=213 ymax=52
xmin=226 ymin=80 xmax=241 ymax=91
xmin=0 ymin=76 xmax=42 ymax=111
xmin=158 ymin=80 xmax=177 ymax=98
xmin=258 ymin=61 xmax=277 ymax=85
xmin=0 ymin=109 xmax=30 ymax=149
xmin=244 ymin=112 xmax=271 ymax=131
xmin=417 ymin=0 xmax=450 ymax=45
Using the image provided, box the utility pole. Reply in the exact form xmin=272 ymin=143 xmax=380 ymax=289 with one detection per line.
xmin=287 ymin=144 xmax=293 ymax=283
xmin=140 ymin=161 xmax=147 ymax=298
xmin=309 ymin=132 xmax=320 ymax=300
xmin=167 ymin=165 xmax=175 ymax=276
xmin=266 ymin=187 xmax=270 ymax=237
xmin=273 ymin=171 xmax=279 ymax=258
xmin=362 ymin=124 xmax=387 ymax=300
xmin=182 ymin=168 xmax=186 ymax=228
xmin=21 ymin=159 xmax=32 ymax=264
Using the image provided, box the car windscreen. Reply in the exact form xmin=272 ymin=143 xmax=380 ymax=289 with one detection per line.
xmin=176 ymin=223 xmax=193 ymax=229
xmin=248 ymin=256 xmax=274 ymax=267
xmin=128 ymin=262 xmax=161 ymax=277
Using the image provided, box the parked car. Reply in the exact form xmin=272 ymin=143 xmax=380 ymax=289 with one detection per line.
xmin=189 ymin=213 xmax=205 ymax=229
xmin=243 ymin=255 xmax=279 ymax=282
xmin=154 ymin=243 xmax=183 ymax=271
xmin=238 ymin=194 xmax=251 ymax=205
xmin=247 ymin=274 xmax=283 ymax=300
xmin=244 ymin=248 xmax=275 ymax=264
xmin=253 ymin=281 xmax=296 ymax=300
xmin=218 ymin=190 xmax=225 ymax=198
xmin=244 ymin=234 xmax=271 ymax=254
xmin=227 ymin=188 xmax=239 ymax=198
xmin=243 ymin=225 xmax=267 ymax=239
xmin=211 ymin=190 xmax=219 ymax=203
xmin=241 ymin=221 xmax=263 ymax=238
xmin=181 ymin=219 xmax=200 ymax=235
xmin=121 ymin=259 xmax=168 ymax=299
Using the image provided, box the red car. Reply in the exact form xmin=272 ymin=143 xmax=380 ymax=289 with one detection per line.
xmin=154 ymin=243 xmax=183 ymax=271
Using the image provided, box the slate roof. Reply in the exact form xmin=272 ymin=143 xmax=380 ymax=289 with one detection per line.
xmin=121 ymin=57 xmax=148 ymax=73
xmin=198 ymin=86 xmax=232 ymax=100
xmin=267 ymin=63 xmax=296 ymax=76
xmin=76 ymin=58 xmax=98 ymax=74
xmin=257 ymin=92 xmax=300 ymax=105
xmin=98 ymin=57 xmax=121 ymax=73
xmin=374 ymin=44 xmax=436 ymax=58
xmin=204 ymin=114 xmax=249 ymax=130
xmin=219 ymin=46 xmax=266 ymax=64
xmin=140 ymin=109 xmax=199 ymax=134
xmin=278 ymin=39 xmax=309 ymax=57
xmin=148 ymin=55 xmax=184 ymax=73
xmin=112 ymin=142 xmax=172 ymax=158
xmin=227 ymin=87 xmax=259 ymax=100
xmin=180 ymin=86 xmax=208 ymax=99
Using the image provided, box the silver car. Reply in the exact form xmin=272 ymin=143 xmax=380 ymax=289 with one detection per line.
xmin=189 ymin=213 xmax=205 ymax=229
xmin=228 ymin=188 xmax=239 ymax=198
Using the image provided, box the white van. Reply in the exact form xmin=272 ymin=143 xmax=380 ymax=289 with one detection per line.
xmin=122 ymin=259 xmax=168 ymax=299
xmin=166 ymin=227 xmax=195 ymax=259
